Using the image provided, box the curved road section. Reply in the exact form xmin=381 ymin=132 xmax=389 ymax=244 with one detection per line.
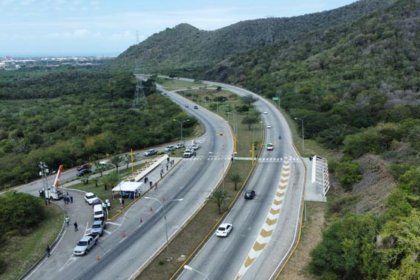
xmin=178 ymin=80 xmax=305 ymax=280
xmin=25 ymin=83 xmax=233 ymax=280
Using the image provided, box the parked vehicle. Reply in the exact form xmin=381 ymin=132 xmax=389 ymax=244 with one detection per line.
xmin=175 ymin=143 xmax=185 ymax=149
xmin=84 ymin=192 xmax=97 ymax=205
xmin=144 ymin=149 xmax=157 ymax=156
xmin=77 ymin=169 xmax=91 ymax=177
xmin=77 ymin=163 xmax=90 ymax=171
xmin=266 ymin=143 xmax=274 ymax=151
xmin=91 ymin=219 xmax=106 ymax=236
xmin=183 ymin=149 xmax=194 ymax=158
xmin=216 ymin=223 xmax=233 ymax=237
xmin=73 ymin=233 xmax=99 ymax=256
xmin=164 ymin=145 xmax=176 ymax=152
xmin=244 ymin=190 xmax=256 ymax=200
xmin=93 ymin=204 xmax=104 ymax=220
xmin=194 ymin=105 xmax=198 ymax=109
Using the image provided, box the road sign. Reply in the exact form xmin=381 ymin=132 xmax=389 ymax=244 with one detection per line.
xmin=272 ymin=97 xmax=279 ymax=101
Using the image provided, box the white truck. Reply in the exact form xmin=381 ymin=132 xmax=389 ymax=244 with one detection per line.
xmin=39 ymin=165 xmax=64 ymax=200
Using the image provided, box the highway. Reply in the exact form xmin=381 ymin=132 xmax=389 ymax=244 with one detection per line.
xmin=177 ymin=80 xmax=305 ymax=280
xmin=23 ymin=83 xmax=234 ymax=280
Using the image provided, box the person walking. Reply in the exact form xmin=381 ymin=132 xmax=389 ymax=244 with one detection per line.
xmin=46 ymin=245 xmax=51 ymax=258
xmin=149 ymin=181 xmax=153 ymax=188
xmin=74 ymin=221 xmax=78 ymax=232
xmin=65 ymin=216 xmax=70 ymax=227
xmin=121 ymin=199 xmax=125 ymax=208
xmin=154 ymin=182 xmax=158 ymax=191
xmin=166 ymin=163 xmax=169 ymax=171
xmin=70 ymin=196 xmax=73 ymax=203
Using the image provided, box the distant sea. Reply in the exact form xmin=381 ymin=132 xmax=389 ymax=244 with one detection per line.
xmin=0 ymin=52 xmax=118 ymax=58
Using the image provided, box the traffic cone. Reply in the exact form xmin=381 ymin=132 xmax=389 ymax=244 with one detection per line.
xmin=162 ymin=197 xmax=166 ymax=202
xmin=122 ymin=231 xmax=126 ymax=238
xmin=96 ymin=255 xmax=100 ymax=262
xmin=140 ymin=218 xmax=143 ymax=223
xmin=150 ymin=206 xmax=153 ymax=212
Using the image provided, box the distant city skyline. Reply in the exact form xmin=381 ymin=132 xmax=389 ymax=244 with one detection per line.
xmin=0 ymin=0 xmax=357 ymax=57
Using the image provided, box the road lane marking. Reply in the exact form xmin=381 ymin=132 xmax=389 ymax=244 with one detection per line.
xmin=224 ymin=236 xmax=236 ymax=252
xmin=106 ymin=221 xmax=121 ymax=226
xmin=243 ymin=210 xmax=251 ymax=222
xmin=235 ymin=159 xmax=291 ymax=279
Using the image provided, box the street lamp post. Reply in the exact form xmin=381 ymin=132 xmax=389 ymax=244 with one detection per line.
xmin=184 ymin=265 xmax=209 ymax=280
xmin=173 ymin=119 xmax=190 ymax=142
xmin=144 ymin=197 xmax=183 ymax=261
xmin=294 ymin=118 xmax=305 ymax=156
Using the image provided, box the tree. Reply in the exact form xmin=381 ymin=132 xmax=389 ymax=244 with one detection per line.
xmin=110 ymin=155 xmax=123 ymax=174
xmin=241 ymin=94 xmax=257 ymax=105
xmin=122 ymin=154 xmax=131 ymax=169
xmin=309 ymin=213 xmax=385 ymax=279
xmin=81 ymin=174 xmax=90 ymax=185
xmin=228 ymin=173 xmax=243 ymax=191
xmin=242 ymin=116 xmax=259 ymax=130
xmin=94 ymin=161 xmax=106 ymax=177
xmin=381 ymin=209 xmax=420 ymax=279
xmin=102 ymin=172 xmax=119 ymax=190
xmin=208 ymin=189 xmax=229 ymax=214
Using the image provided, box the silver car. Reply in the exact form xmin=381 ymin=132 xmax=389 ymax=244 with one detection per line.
xmin=91 ymin=219 xmax=106 ymax=236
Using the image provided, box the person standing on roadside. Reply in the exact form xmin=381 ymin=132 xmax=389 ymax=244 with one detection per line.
xmin=65 ymin=216 xmax=70 ymax=227
xmin=70 ymin=196 xmax=73 ymax=203
xmin=74 ymin=221 xmax=78 ymax=232
xmin=46 ymin=245 xmax=51 ymax=258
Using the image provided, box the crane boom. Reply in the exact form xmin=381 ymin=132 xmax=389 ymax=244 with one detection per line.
xmin=53 ymin=165 xmax=63 ymax=188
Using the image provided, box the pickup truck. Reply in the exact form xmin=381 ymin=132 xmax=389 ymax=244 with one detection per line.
xmin=73 ymin=233 xmax=99 ymax=256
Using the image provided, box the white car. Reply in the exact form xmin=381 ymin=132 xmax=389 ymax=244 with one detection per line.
xmin=266 ymin=143 xmax=274 ymax=151
xmin=216 ymin=223 xmax=233 ymax=237
xmin=84 ymin=192 xmax=97 ymax=205
xmin=267 ymin=124 xmax=272 ymax=129
xmin=73 ymin=234 xmax=98 ymax=256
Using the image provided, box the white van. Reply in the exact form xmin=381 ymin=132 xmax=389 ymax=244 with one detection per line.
xmin=93 ymin=204 xmax=104 ymax=220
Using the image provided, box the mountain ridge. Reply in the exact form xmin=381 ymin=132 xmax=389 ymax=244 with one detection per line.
xmin=109 ymin=0 xmax=396 ymax=74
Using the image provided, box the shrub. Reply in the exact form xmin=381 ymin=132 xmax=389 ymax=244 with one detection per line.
xmin=335 ymin=161 xmax=363 ymax=191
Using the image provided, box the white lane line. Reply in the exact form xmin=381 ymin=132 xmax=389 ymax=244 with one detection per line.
xmin=243 ymin=210 xmax=251 ymax=222
xmin=224 ymin=236 xmax=236 ymax=252
xmin=59 ymin=255 xmax=78 ymax=272
xmin=106 ymin=221 xmax=121 ymax=226
xmin=103 ymin=230 xmax=112 ymax=235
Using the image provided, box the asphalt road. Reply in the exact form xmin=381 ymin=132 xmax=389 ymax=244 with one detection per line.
xmin=177 ymin=80 xmax=305 ymax=280
xmin=26 ymin=83 xmax=234 ymax=280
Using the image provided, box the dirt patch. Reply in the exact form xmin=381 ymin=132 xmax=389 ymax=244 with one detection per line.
xmin=281 ymin=202 xmax=327 ymax=280
xmin=352 ymin=154 xmax=397 ymax=214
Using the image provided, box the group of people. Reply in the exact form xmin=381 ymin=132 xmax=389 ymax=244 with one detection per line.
xmin=63 ymin=192 xmax=73 ymax=204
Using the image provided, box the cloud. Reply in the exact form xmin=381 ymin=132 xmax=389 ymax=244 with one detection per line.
xmin=74 ymin=28 xmax=88 ymax=36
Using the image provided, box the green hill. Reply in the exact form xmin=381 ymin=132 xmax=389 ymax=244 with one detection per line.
xmin=108 ymin=0 xmax=395 ymax=74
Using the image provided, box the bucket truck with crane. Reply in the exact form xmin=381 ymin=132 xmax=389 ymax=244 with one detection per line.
xmin=39 ymin=165 xmax=64 ymax=200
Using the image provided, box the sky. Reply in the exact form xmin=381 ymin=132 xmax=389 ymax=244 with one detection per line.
xmin=0 ymin=0 xmax=358 ymax=57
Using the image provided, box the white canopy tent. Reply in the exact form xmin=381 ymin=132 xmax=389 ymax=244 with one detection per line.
xmin=112 ymin=181 xmax=143 ymax=198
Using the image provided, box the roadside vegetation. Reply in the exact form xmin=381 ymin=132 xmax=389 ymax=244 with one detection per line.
xmin=138 ymin=84 xmax=262 ymax=279
xmin=0 ymin=69 xmax=196 ymax=190
xmin=0 ymin=193 xmax=62 ymax=279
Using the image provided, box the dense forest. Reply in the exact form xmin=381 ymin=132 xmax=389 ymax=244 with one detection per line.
xmin=0 ymin=69 xmax=196 ymax=189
